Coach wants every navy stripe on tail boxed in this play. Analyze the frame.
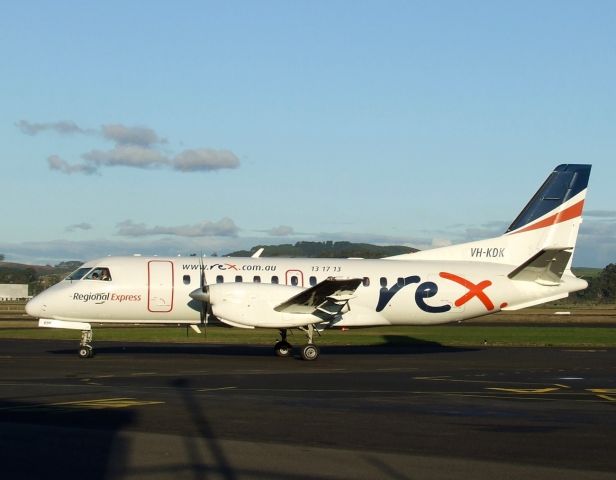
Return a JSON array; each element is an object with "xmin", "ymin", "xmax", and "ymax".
[{"xmin": 506, "ymin": 164, "xmax": 591, "ymax": 233}]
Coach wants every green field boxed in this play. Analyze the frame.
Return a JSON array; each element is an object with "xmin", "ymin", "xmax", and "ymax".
[
  {"xmin": 0, "ymin": 320, "xmax": 615, "ymax": 348},
  {"xmin": 2, "ymin": 301, "xmax": 615, "ymax": 348}
]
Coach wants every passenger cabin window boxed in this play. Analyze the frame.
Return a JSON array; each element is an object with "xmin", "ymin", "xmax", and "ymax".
[
  {"xmin": 363, "ymin": 277, "xmax": 370, "ymax": 287},
  {"xmin": 290, "ymin": 276, "xmax": 298, "ymax": 286},
  {"xmin": 380, "ymin": 277, "xmax": 387, "ymax": 288},
  {"xmin": 235, "ymin": 275, "xmax": 243, "ymax": 283},
  {"xmin": 309, "ymin": 276, "xmax": 317, "ymax": 286},
  {"xmin": 397, "ymin": 277, "xmax": 405, "ymax": 287},
  {"xmin": 253, "ymin": 276, "xmax": 261, "ymax": 283},
  {"xmin": 216, "ymin": 275, "xmax": 224, "ymax": 284},
  {"xmin": 85, "ymin": 267, "xmax": 112, "ymax": 281},
  {"xmin": 271, "ymin": 276, "xmax": 279, "ymax": 284},
  {"xmin": 183, "ymin": 275, "xmax": 191, "ymax": 285},
  {"xmin": 65, "ymin": 267, "xmax": 91, "ymax": 281}
]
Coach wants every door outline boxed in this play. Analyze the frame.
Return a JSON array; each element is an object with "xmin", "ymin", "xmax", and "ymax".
[{"xmin": 148, "ymin": 260, "xmax": 174, "ymax": 312}]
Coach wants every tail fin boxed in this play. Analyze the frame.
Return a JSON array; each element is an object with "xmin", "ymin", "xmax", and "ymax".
[
  {"xmin": 505, "ymin": 164, "xmax": 590, "ymax": 238},
  {"xmin": 387, "ymin": 164, "xmax": 592, "ymax": 267}
]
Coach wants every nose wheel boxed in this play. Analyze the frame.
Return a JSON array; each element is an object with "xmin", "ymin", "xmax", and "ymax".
[{"xmin": 78, "ymin": 330, "xmax": 95, "ymax": 358}]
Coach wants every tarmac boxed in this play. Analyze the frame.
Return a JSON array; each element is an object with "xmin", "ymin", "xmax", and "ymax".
[{"xmin": 1, "ymin": 339, "xmax": 615, "ymax": 479}]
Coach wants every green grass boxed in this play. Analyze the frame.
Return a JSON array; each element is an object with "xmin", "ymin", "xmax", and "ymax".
[{"xmin": 1, "ymin": 323, "xmax": 615, "ymax": 348}]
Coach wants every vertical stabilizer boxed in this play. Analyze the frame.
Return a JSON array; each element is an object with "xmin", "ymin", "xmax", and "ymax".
[{"xmin": 386, "ymin": 164, "xmax": 591, "ymax": 267}]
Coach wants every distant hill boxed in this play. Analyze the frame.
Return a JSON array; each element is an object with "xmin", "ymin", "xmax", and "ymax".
[
  {"xmin": 226, "ymin": 241, "xmax": 419, "ymax": 259},
  {"xmin": 0, "ymin": 260, "xmax": 82, "ymax": 275},
  {"xmin": 0, "ymin": 260, "xmax": 83, "ymax": 296},
  {"xmin": 571, "ymin": 267, "xmax": 602, "ymax": 279}
]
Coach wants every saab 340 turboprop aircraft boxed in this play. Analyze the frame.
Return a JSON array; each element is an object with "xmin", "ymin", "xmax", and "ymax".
[{"xmin": 26, "ymin": 164, "xmax": 591, "ymax": 360}]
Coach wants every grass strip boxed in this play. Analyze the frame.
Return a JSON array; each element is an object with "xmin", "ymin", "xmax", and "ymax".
[{"xmin": 0, "ymin": 324, "xmax": 614, "ymax": 348}]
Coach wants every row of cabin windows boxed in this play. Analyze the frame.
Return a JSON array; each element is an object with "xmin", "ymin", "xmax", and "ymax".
[{"xmin": 182, "ymin": 275, "xmax": 405, "ymax": 288}]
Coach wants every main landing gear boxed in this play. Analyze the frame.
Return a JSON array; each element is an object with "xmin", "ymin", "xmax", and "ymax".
[
  {"xmin": 78, "ymin": 329, "xmax": 94, "ymax": 359},
  {"xmin": 273, "ymin": 326, "xmax": 321, "ymax": 361},
  {"xmin": 274, "ymin": 329, "xmax": 292, "ymax": 357}
]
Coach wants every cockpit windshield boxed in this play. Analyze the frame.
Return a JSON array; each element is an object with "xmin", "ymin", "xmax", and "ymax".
[
  {"xmin": 85, "ymin": 267, "xmax": 112, "ymax": 281},
  {"xmin": 65, "ymin": 267, "xmax": 91, "ymax": 281},
  {"xmin": 65, "ymin": 266, "xmax": 113, "ymax": 281}
]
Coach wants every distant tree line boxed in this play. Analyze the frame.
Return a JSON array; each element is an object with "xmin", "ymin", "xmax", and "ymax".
[
  {"xmin": 0, "ymin": 266, "xmax": 38, "ymax": 284},
  {"xmin": 569, "ymin": 263, "xmax": 616, "ymax": 304},
  {"xmin": 227, "ymin": 241, "xmax": 417, "ymax": 259},
  {"xmin": 0, "ymin": 261, "xmax": 82, "ymax": 296}
]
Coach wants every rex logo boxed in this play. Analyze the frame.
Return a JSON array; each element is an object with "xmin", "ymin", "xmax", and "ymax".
[{"xmin": 376, "ymin": 272, "xmax": 495, "ymax": 313}]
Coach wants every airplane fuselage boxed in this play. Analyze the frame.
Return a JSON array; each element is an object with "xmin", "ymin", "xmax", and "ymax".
[{"xmin": 28, "ymin": 255, "xmax": 583, "ymax": 328}]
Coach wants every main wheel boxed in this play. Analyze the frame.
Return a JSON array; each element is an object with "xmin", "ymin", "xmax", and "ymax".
[
  {"xmin": 78, "ymin": 345, "xmax": 93, "ymax": 359},
  {"xmin": 274, "ymin": 341, "xmax": 292, "ymax": 357},
  {"xmin": 301, "ymin": 343, "xmax": 320, "ymax": 361}
]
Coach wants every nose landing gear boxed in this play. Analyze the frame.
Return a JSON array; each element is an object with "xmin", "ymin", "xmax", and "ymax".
[{"xmin": 78, "ymin": 330, "xmax": 94, "ymax": 358}]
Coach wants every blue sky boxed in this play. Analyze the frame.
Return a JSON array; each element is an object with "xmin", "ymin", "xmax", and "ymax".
[{"xmin": 1, "ymin": 1, "xmax": 614, "ymax": 266}]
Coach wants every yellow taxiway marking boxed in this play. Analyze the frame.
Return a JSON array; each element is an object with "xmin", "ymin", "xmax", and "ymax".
[
  {"xmin": 486, "ymin": 387, "xmax": 561, "ymax": 394},
  {"xmin": 198, "ymin": 386, "xmax": 238, "ymax": 392},
  {"xmin": 587, "ymin": 389, "xmax": 616, "ymax": 401},
  {"xmin": 49, "ymin": 397, "xmax": 164, "ymax": 409},
  {"xmin": 0, "ymin": 397, "xmax": 164, "ymax": 411}
]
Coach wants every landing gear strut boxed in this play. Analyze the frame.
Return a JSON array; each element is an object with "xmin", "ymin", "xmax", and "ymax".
[
  {"xmin": 273, "ymin": 326, "xmax": 321, "ymax": 360},
  {"xmin": 78, "ymin": 329, "xmax": 94, "ymax": 359},
  {"xmin": 274, "ymin": 329, "xmax": 292, "ymax": 357},
  {"xmin": 299, "ymin": 324, "xmax": 320, "ymax": 361}
]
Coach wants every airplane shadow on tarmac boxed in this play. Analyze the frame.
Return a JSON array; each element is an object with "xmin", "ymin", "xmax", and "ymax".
[
  {"xmin": 0, "ymin": 378, "xmax": 419, "ymax": 480},
  {"xmin": 0, "ymin": 382, "xmax": 275, "ymax": 479},
  {"xmin": 47, "ymin": 335, "xmax": 474, "ymax": 358}
]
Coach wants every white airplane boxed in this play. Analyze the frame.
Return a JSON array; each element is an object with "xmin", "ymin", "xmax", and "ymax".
[{"xmin": 26, "ymin": 164, "xmax": 591, "ymax": 360}]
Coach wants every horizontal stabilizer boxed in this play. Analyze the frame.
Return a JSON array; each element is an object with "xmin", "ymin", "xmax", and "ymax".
[
  {"xmin": 507, "ymin": 248, "xmax": 572, "ymax": 286},
  {"xmin": 274, "ymin": 277, "xmax": 363, "ymax": 315}
]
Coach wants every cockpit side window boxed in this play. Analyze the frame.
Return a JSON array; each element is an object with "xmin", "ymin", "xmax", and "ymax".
[
  {"xmin": 85, "ymin": 267, "xmax": 112, "ymax": 281},
  {"xmin": 65, "ymin": 267, "xmax": 90, "ymax": 281}
]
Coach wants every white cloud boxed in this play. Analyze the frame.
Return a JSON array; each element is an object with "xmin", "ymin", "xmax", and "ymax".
[
  {"xmin": 267, "ymin": 225, "xmax": 295, "ymax": 236},
  {"xmin": 173, "ymin": 149, "xmax": 240, "ymax": 172},
  {"xmin": 47, "ymin": 155, "xmax": 97, "ymax": 175},
  {"xmin": 65, "ymin": 223, "xmax": 93, "ymax": 232},
  {"xmin": 19, "ymin": 119, "xmax": 241, "ymax": 175},
  {"xmin": 101, "ymin": 124, "xmax": 164, "ymax": 146},
  {"xmin": 116, "ymin": 218, "xmax": 239, "ymax": 238},
  {"xmin": 83, "ymin": 145, "xmax": 168, "ymax": 169},
  {"xmin": 586, "ymin": 210, "xmax": 616, "ymax": 219},
  {"xmin": 16, "ymin": 120, "xmax": 91, "ymax": 136}
]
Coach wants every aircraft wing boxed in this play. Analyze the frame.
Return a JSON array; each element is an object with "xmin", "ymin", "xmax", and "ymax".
[{"xmin": 274, "ymin": 277, "xmax": 363, "ymax": 316}]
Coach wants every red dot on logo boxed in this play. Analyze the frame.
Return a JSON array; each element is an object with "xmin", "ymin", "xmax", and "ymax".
[{"xmin": 500, "ymin": 302, "xmax": 508, "ymax": 308}]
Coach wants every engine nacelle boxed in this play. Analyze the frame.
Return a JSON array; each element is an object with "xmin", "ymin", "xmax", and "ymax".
[{"xmin": 208, "ymin": 283, "xmax": 324, "ymax": 328}]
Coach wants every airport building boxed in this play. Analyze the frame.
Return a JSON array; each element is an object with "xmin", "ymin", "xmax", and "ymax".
[{"xmin": 0, "ymin": 284, "xmax": 29, "ymax": 300}]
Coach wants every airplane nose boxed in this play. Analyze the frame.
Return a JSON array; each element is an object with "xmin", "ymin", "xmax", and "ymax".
[{"xmin": 25, "ymin": 295, "xmax": 46, "ymax": 318}]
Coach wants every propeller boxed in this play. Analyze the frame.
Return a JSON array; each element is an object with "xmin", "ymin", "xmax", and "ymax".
[{"xmin": 189, "ymin": 254, "xmax": 212, "ymax": 336}]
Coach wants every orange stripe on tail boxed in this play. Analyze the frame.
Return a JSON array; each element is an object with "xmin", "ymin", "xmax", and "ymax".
[{"xmin": 510, "ymin": 199, "xmax": 584, "ymax": 235}]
